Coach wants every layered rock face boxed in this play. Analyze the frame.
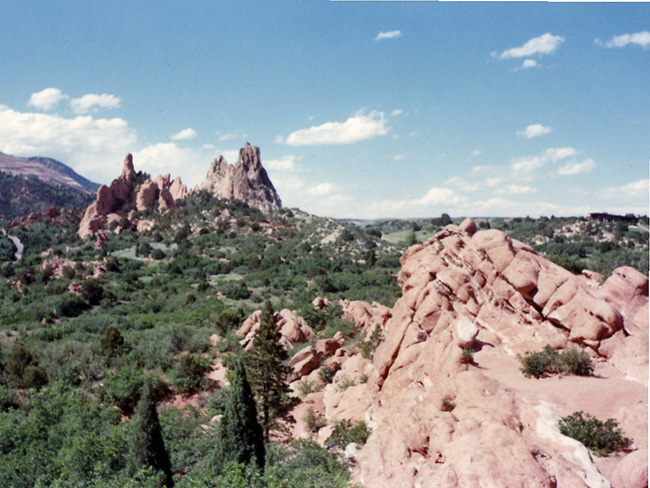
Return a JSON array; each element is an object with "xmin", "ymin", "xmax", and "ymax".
[
  {"xmin": 295, "ymin": 220, "xmax": 647, "ymax": 488},
  {"xmin": 199, "ymin": 143, "xmax": 282, "ymax": 213},
  {"xmin": 78, "ymin": 154, "xmax": 188, "ymax": 239}
]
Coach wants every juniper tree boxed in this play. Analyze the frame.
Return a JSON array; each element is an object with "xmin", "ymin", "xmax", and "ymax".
[
  {"xmin": 128, "ymin": 379, "xmax": 174, "ymax": 487},
  {"xmin": 246, "ymin": 300, "xmax": 297, "ymax": 441},
  {"xmin": 214, "ymin": 356, "xmax": 265, "ymax": 470}
]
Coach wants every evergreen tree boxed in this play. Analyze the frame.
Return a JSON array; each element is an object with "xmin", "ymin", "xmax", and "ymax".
[
  {"xmin": 246, "ymin": 301, "xmax": 297, "ymax": 441},
  {"xmin": 128, "ymin": 379, "xmax": 174, "ymax": 487},
  {"xmin": 214, "ymin": 356, "xmax": 265, "ymax": 470}
]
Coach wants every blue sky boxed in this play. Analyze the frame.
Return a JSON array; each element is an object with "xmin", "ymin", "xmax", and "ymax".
[{"xmin": 0, "ymin": 1, "xmax": 648, "ymax": 218}]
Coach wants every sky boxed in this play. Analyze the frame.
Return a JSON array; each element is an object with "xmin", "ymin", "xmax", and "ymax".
[{"xmin": 0, "ymin": 1, "xmax": 648, "ymax": 219}]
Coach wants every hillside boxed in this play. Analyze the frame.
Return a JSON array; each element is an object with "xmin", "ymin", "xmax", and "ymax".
[
  {"xmin": 0, "ymin": 179, "xmax": 647, "ymax": 487},
  {"xmin": 0, "ymin": 152, "xmax": 99, "ymax": 220}
]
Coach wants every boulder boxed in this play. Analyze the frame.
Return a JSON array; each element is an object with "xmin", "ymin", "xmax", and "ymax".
[
  {"xmin": 288, "ymin": 346, "xmax": 321, "ymax": 378},
  {"xmin": 452, "ymin": 317, "xmax": 479, "ymax": 349}
]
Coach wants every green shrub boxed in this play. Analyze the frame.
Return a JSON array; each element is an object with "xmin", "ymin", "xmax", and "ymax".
[
  {"xmin": 326, "ymin": 419, "xmax": 371, "ymax": 449},
  {"xmin": 318, "ymin": 365, "xmax": 335, "ymax": 384},
  {"xmin": 559, "ymin": 411, "xmax": 630, "ymax": 455},
  {"xmin": 361, "ymin": 326, "xmax": 383, "ymax": 359},
  {"xmin": 101, "ymin": 325, "xmax": 126, "ymax": 354},
  {"xmin": 305, "ymin": 407, "xmax": 327, "ymax": 433},
  {"xmin": 519, "ymin": 345, "xmax": 593, "ymax": 378},
  {"xmin": 441, "ymin": 397, "xmax": 456, "ymax": 412},
  {"xmin": 296, "ymin": 378, "xmax": 322, "ymax": 397},
  {"xmin": 170, "ymin": 353, "xmax": 211, "ymax": 393}
]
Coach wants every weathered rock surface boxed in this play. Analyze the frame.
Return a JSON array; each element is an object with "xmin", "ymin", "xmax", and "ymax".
[
  {"xmin": 78, "ymin": 154, "xmax": 187, "ymax": 239},
  {"xmin": 237, "ymin": 308, "xmax": 314, "ymax": 350},
  {"xmin": 199, "ymin": 142, "xmax": 281, "ymax": 213},
  {"xmin": 291, "ymin": 220, "xmax": 648, "ymax": 488}
]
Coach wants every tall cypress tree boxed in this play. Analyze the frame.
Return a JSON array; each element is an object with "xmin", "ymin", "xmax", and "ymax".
[
  {"xmin": 128, "ymin": 379, "xmax": 174, "ymax": 487},
  {"xmin": 214, "ymin": 357, "xmax": 265, "ymax": 470},
  {"xmin": 246, "ymin": 301, "xmax": 297, "ymax": 441}
]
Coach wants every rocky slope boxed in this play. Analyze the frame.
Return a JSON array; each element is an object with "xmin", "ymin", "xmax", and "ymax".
[
  {"xmin": 0, "ymin": 152, "xmax": 100, "ymax": 193},
  {"xmin": 199, "ymin": 143, "xmax": 282, "ymax": 213},
  {"xmin": 78, "ymin": 154, "xmax": 188, "ymax": 240},
  {"xmin": 278, "ymin": 219, "xmax": 647, "ymax": 488},
  {"xmin": 0, "ymin": 153, "xmax": 99, "ymax": 219}
]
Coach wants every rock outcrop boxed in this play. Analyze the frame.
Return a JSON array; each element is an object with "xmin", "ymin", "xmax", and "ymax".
[
  {"xmin": 237, "ymin": 308, "xmax": 314, "ymax": 351},
  {"xmin": 78, "ymin": 154, "xmax": 188, "ymax": 239},
  {"xmin": 290, "ymin": 219, "xmax": 647, "ymax": 488},
  {"xmin": 199, "ymin": 143, "xmax": 282, "ymax": 213}
]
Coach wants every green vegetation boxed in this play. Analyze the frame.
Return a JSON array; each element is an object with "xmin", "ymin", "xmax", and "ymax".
[
  {"xmin": 518, "ymin": 345, "xmax": 594, "ymax": 378},
  {"xmin": 559, "ymin": 411, "xmax": 630, "ymax": 456},
  {"xmin": 0, "ymin": 171, "xmax": 95, "ymax": 219},
  {"xmin": 1, "ymin": 188, "xmax": 646, "ymax": 485},
  {"xmin": 490, "ymin": 216, "xmax": 648, "ymax": 278},
  {"xmin": 0, "ymin": 192, "xmax": 397, "ymax": 485},
  {"xmin": 214, "ymin": 357, "xmax": 265, "ymax": 472},
  {"xmin": 128, "ymin": 379, "xmax": 174, "ymax": 487}
]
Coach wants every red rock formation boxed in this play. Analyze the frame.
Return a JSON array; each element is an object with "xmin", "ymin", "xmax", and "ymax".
[
  {"xmin": 78, "ymin": 154, "xmax": 187, "ymax": 239},
  {"xmin": 237, "ymin": 308, "xmax": 314, "ymax": 351},
  {"xmin": 293, "ymin": 219, "xmax": 647, "ymax": 488},
  {"xmin": 200, "ymin": 143, "xmax": 282, "ymax": 213}
]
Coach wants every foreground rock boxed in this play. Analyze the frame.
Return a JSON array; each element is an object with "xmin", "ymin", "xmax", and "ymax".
[{"xmin": 296, "ymin": 220, "xmax": 647, "ymax": 488}]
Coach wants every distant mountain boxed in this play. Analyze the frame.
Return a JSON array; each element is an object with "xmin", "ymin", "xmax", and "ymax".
[
  {"xmin": 0, "ymin": 152, "xmax": 99, "ymax": 220},
  {"xmin": 0, "ymin": 152, "xmax": 100, "ymax": 193}
]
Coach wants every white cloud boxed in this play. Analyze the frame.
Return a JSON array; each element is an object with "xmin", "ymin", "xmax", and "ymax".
[
  {"xmin": 470, "ymin": 150, "xmax": 481, "ymax": 157},
  {"xmin": 28, "ymin": 88, "xmax": 68, "ymax": 111},
  {"xmin": 283, "ymin": 110, "xmax": 389, "ymax": 146},
  {"xmin": 0, "ymin": 104, "xmax": 136, "ymax": 183},
  {"xmin": 265, "ymin": 155, "xmax": 299, "ymax": 172},
  {"xmin": 495, "ymin": 184, "xmax": 537, "ymax": 195},
  {"xmin": 132, "ymin": 142, "xmax": 216, "ymax": 187},
  {"xmin": 557, "ymin": 158, "xmax": 595, "ymax": 176},
  {"xmin": 445, "ymin": 176, "xmax": 480, "ymax": 193},
  {"xmin": 70, "ymin": 93, "xmax": 121, "ymax": 114},
  {"xmin": 307, "ymin": 183, "xmax": 335, "ymax": 197},
  {"xmin": 511, "ymin": 147, "xmax": 576, "ymax": 173},
  {"xmin": 601, "ymin": 179, "xmax": 649, "ymax": 200},
  {"xmin": 600, "ymin": 31, "xmax": 650, "ymax": 49},
  {"xmin": 498, "ymin": 33, "xmax": 564, "ymax": 59},
  {"xmin": 511, "ymin": 155, "xmax": 545, "ymax": 172},
  {"xmin": 374, "ymin": 30, "xmax": 402, "ymax": 41},
  {"xmin": 545, "ymin": 147, "xmax": 576, "ymax": 161},
  {"xmin": 517, "ymin": 124, "xmax": 552, "ymax": 139},
  {"xmin": 393, "ymin": 154, "xmax": 406, "ymax": 161},
  {"xmin": 218, "ymin": 132, "xmax": 248, "ymax": 142},
  {"xmin": 170, "ymin": 128, "xmax": 197, "ymax": 141},
  {"xmin": 390, "ymin": 109, "xmax": 403, "ymax": 117},
  {"xmin": 521, "ymin": 59, "xmax": 538, "ymax": 69}
]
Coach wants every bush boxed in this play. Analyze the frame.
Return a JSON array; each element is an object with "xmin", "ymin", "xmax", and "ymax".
[
  {"xmin": 318, "ymin": 365, "xmax": 335, "ymax": 384},
  {"xmin": 58, "ymin": 293, "xmax": 89, "ymax": 317},
  {"xmin": 305, "ymin": 407, "xmax": 327, "ymax": 433},
  {"xmin": 519, "ymin": 345, "xmax": 593, "ymax": 378},
  {"xmin": 101, "ymin": 325, "xmax": 126, "ymax": 355},
  {"xmin": 326, "ymin": 419, "xmax": 371, "ymax": 449},
  {"xmin": 170, "ymin": 353, "xmax": 211, "ymax": 393},
  {"xmin": 559, "ymin": 411, "xmax": 630, "ymax": 455},
  {"xmin": 441, "ymin": 397, "xmax": 456, "ymax": 412}
]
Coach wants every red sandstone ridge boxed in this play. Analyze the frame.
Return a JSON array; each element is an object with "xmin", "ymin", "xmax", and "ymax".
[
  {"xmin": 286, "ymin": 219, "xmax": 647, "ymax": 488},
  {"xmin": 199, "ymin": 142, "xmax": 282, "ymax": 213},
  {"xmin": 78, "ymin": 154, "xmax": 188, "ymax": 239}
]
